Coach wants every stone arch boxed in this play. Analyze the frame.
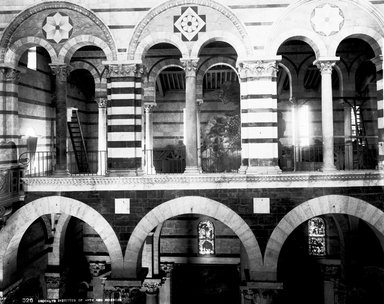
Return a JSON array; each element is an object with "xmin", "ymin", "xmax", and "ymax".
[
  {"xmin": 49, "ymin": 214, "xmax": 71, "ymax": 266},
  {"xmin": 144, "ymin": 58, "xmax": 184, "ymax": 102},
  {"xmin": 264, "ymin": 195, "xmax": 384, "ymax": 280},
  {"xmin": 0, "ymin": 1, "xmax": 117, "ymax": 62},
  {"xmin": 196, "ymin": 56, "xmax": 237, "ymax": 99},
  {"xmin": 190, "ymin": 31, "xmax": 251, "ymax": 59},
  {"xmin": 58, "ymin": 35, "xmax": 113, "ymax": 64},
  {"xmin": 267, "ymin": 29, "xmax": 327, "ymax": 59},
  {"xmin": 4, "ymin": 37, "xmax": 57, "ymax": 66},
  {"xmin": 0, "ymin": 196, "xmax": 123, "ymax": 288},
  {"xmin": 134, "ymin": 33, "xmax": 189, "ymax": 62},
  {"xmin": 124, "ymin": 196, "xmax": 263, "ymax": 280},
  {"xmin": 128, "ymin": 0, "xmax": 250, "ymax": 60},
  {"xmin": 329, "ymin": 29, "xmax": 383, "ymax": 58}
]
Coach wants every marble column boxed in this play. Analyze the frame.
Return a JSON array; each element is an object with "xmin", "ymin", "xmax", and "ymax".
[
  {"xmin": 144, "ymin": 103, "xmax": 156, "ymax": 174},
  {"xmin": 196, "ymin": 99, "xmax": 203, "ymax": 170},
  {"xmin": 143, "ymin": 279, "xmax": 161, "ymax": 304},
  {"xmin": 371, "ymin": 55, "xmax": 384, "ymax": 169},
  {"xmin": 96, "ymin": 98, "xmax": 107, "ymax": 175},
  {"xmin": 50, "ymin": 64, "xmax": 71, "ymax": 176},
  {"xmin": 0, "ymin": 66, "xmax": 21, "ymax": 167},
  {"xmin": 314, "ymin": 58, "xmax": 339, "ymax": 172},
  {"xmin": 181, "ymin": 58, "xmax": 200, "ymax": 174}
]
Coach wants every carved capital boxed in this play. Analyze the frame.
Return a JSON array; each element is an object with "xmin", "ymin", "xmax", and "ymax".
[
  {"xmin": 237, "ymin": 60, "xmax": 278, "ymax": 79},
  {"xmin": 45, "ymin": 274, "xmax": 61, "ymax": 289},
  {"xmin": 50, "ymin": 64, "xmax": 71, "ymax": 82},
  {"xmin": 196, "ymin": 99, "xmax": 204, "ymax": 107},
  {"xmin": 144, "ymin": 103, "xmax": 156, "ymax": 113},
  {"xmin": 181, "ymin": 58, "xmax": 199, "ymax": 77},
  {"xmin": 107, "ymin": 64, "xmax": 143, "ymax": 78},
  {"xmin": 142, "ymin": 279, "xmax": 161, "ymax": 294},
  {"xmin": 96, "ymin": 98, "xmax": 108, "ymax": 108},
  {"xmin": 89, "ymin": 261, "xmax": 106, "ymax": 277},
  {"xmin": 0, "ymin": 67, "xmax": 21, "ymax": 82},
  {"xmin": 241, "ymin": 282, "xmax": 283, "ymax": 304},
  {"xmin": 160, "ymin": 262, "xmax": 174, "ymax": 278},
  {"xmin": 314, "ymin": 59, "xmax": 338, "ymax": 75}
]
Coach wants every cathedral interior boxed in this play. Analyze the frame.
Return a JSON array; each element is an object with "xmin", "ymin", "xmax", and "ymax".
[{"xmin": 1, "ymin": 0, "xmax": 384, "ymax": 303}]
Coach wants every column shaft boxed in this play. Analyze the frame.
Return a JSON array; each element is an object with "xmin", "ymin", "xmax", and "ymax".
[
  {"xmin": 372, "ymin": 56, "xmax": 384, "ymax": 169},
  {"xmin": 50, "ymin": 64, "xmax": 70, "ymax": 175},
  {"xmin": 144, "ymin": 103, "xmax": 156, "ymax": 174},
  {"xmin": 315, "ymin": 59, "xmax": 338, "ymax": 171},
  {"xmin": 182, "ymin": 58, "xmax": 200, "ymax": 174},
  {"xmin": 97, "ymin": 98, "xmax": 107, "ymax": 175}
]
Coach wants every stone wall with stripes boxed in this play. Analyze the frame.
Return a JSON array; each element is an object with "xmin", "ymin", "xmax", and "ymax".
[{"xmin": 107, "ymin": 63, "xmax": 143, "ymax": 174}]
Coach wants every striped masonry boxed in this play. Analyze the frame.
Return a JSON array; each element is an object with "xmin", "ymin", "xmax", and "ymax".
[
  {"xmin": 107, "ymin": 64, "xmax": 143, "ymax": 172},
  {"xmin": 374, "ymin": 58, "xmax": 384, "ymax": 164},
  {"xmin": 238, "ymin": 60, "xmax": 280, "ymax": 170},
  {"xmin": 0, "ymin": 67, "xmax": 20, "ymax": 166}
]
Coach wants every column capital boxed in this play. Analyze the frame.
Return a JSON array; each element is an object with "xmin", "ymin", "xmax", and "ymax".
[
  {"xmin": 144, "ymin": 102, "xmax": 157, "ymax": 113},
  {"xmin": 45, "ymin": 273, "xmax": 61, "ymax": 289},
  {"xmin": 241, "ymin": 282, "xmax": 283, "ymax": 304},
  {"xmin": 237, "ymin": 59, "xmax": 279, "ymax": 79},
  {"xmin": 96, "ymin": 98, "xmax": 108, "ymax": 108},
  {"xmin": 180, "ymin": 57, "xmax": 199, "ymax": 77},
  {"xmin": 313, "ymin": 57, "xmax": 339, "ymax": 74},
  {"xmin": 160, "ymin": 262, "xmax": 174, "ymax": 278},
  {"xmin": 49, "ymin": 64, "xmax": 71, "ymax": 82},
  {"xmin": 89, "ymin": 261, "xmax": 106, "ymax": 277},
  {"xmin": 104, "ymin": 62, "xmax": 144, "ymax": 78},
  {"xmin": 142, "ymin": 279, "xmax": 162, "ymax": 294},
  {"xmin": 0, "ymin": 67, "xmax": 21, "ymax": 82},
  {"xmin": 196, "ymin": 98, "xmax": 204, "ymax": 107}
]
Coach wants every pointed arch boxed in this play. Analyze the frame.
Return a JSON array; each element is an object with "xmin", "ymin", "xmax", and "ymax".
[
  {"xmin": 264, "ymin": 195, "xmax": 384, "ymax": 280},
  {"xmin": 124, "ymin": 196, "xmax": 262, "ymax": 280},
  {"xmin": 0, "ymin": 196, "xmax": 123, "ymax": 288}
]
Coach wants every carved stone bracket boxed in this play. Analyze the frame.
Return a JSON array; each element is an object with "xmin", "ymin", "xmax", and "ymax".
[
  {"xmin": 237, "ymin": 60, "xmax": 278, "ymax": 79},
  {"xmin": 106, "ymin": 63, "xmax": 144, "ymax": 78},
  {"xmin": 49, "ymin": 64, "xmax": 72, "ymax": 82},
  {"xmin": 180, "ymin": 58, "xmax": 199, "ymax": 77}
]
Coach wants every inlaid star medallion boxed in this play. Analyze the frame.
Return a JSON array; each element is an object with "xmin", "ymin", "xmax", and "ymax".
[
  {"xmin": 174, "ymin": 6, "xmax": 206, "ymax": 41},
  {"xmin": 42, "ymin": 12, "xmax": 73, "ymax": 44},
  {"xmin": 310, "ymin": 3, "xmax": 344, "ymax": 36}
]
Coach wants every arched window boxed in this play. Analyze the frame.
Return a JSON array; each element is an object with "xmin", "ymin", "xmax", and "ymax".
[
  {"xmin": 198, "ymin": 220, "xmax": 215, "ymax": 255},
  {"xmin": 308, "ymin": 217, "xmax": 326, "ymax": 256}
]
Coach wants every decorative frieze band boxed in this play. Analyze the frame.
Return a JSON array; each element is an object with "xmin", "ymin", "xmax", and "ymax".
[
  {"xmin": 106, "ymin": 64, "xmax": 144, "ymax": 78},
  {"xmin": 237, "ymin": 60, "xmax": 278, "ymax": 79}
]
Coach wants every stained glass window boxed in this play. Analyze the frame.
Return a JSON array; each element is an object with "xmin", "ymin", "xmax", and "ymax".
[
  {"xmin": 198, "ymin": 220, "xmax": 215, "ymax": 255},
  {"xmin": 308, "ymin": 217, "xmax": 326, "ymax": 256}
]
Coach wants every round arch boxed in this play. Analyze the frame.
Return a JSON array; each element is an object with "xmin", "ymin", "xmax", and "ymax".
[
  {"xmin": 143, "ymin": 58, "xmax": 184, "ymax": 102},
  {"xmin": 196, "ymin": 56, "xmax": 237, "ymax": 99},
  {"xmin": 58, "ymin": 35, "xmax": 114, "ymax": 64},
  {"xmin": 4, "ymin": 37, "xmax": 57, "ymax": 66},
  {"xmin": 190, "ymin": 31, "xmax": 251, "ymax": 59},
  {"xmin": 134, "ymin": 33, "xmax": 188, "ymax": 62},
  {"xmin": 264, "ymin": 195, "xmax": 384, "ymax": 280},
  {"xmin": 267, "ymin": 29, "xmax": 327, "ymax": 58},
  {"xmin": 70, "ymin": 60, "xmax": 100, "ymax": 82},
  {"xmin": 329, "ymin": 28, "xmax": 383, "ymax": 58},
  {"xmin": 0, "ymin": 196, "xmax": 123, "ymax": 288},
  {"xmin": 0, "ymin": 1, "xmax": 117, "ymax": 62},
  {"xmin": 128, "ymin": 0, "xmax": 250, "ymax": 60},
  {"xmin": 124, "ymin": 196, "xmax": 262, "ymax": 280}
]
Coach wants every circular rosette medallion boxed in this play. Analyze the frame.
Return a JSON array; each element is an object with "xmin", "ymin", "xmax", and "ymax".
[
  {"xmin": 42, "ymin": 12, "xmax": 73, "ymax": 43},
  {"xmin": 310, "ymin": 3, "xmax": 344, "ymax": 36}
]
